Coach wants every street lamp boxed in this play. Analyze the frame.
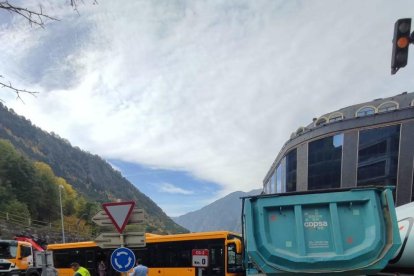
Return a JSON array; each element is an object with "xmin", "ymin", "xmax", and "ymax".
[{"xmin": 59, "ymin": 185, "xmax": 65, "ymax": 243}]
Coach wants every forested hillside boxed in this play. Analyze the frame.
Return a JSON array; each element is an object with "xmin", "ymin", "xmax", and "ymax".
[
  {"xmin": 0, "ymin": 103, "xmax": 187, "ymax": 234},
  {"xmin": 0, "ymin": 139, "xmax": 86, "ymax": 222}
]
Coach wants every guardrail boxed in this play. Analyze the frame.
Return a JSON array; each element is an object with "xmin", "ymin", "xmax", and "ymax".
[{"xmin": 0, "ymin": 210, "xmax": 93, "ymax": 241}]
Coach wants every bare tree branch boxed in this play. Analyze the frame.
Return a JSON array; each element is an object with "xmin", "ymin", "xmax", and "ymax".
[
  {"xmin": 70, "ymin": 0, "xmax": 98, "ymax": 15},
  {"xmin": 0, "ymin": 1, "xmax": 59, "ymax": 28},
  {"xmin": 0, "ymin": 0, "xmax": 98, "ymax": 101},
  {"xmin": 0, "ymin": 76, "xmax": 38, "ymax": 103}
]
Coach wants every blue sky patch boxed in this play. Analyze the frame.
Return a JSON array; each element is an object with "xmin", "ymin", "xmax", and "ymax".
[{"xmin": 108, "ymin": 159, "xmax": 221, "ymax": 217}]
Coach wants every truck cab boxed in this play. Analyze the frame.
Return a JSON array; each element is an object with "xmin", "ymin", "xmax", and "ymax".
[{"xmin": 0, "ymin": 240, "xmax": 34, "ymax": 276}]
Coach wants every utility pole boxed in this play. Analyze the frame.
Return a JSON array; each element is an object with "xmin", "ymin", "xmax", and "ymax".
[{"xmin": 59, "ymin": 185, "xmax": 65, "ymax": 243}]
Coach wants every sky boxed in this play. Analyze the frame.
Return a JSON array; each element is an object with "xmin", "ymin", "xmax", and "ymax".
[{"xmin": 1, "ymin": 0, "xmax": 414, "ymax": 217}]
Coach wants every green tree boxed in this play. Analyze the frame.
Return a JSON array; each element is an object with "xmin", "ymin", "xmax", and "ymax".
[
  {"xmin": 0, "ymin": 140, "xmax": 38, "ymax": 215},
  {"xmin": 5, "ymin": 199, "xmax": 30, "ymax": 218},
  {"xmin": 33, "ymin": 162, "xmax": 60, "ymax": 220},
  {"xmin": 0, "ymin": 178, "xmax": 14, "ymax": 210},
  {"xmin": 0, "ymin": 140, "xmax": 59, "ymax": 221}
]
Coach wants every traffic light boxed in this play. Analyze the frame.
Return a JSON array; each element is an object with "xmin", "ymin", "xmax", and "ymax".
[{"xmin": 391, "ymin": 18, "xmax": 412, "ymax": 74}]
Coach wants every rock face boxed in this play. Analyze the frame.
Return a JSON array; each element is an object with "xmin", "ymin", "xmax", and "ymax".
[{"xmin": 173, "ymin": 189, "xmax": 261, "ymax": 233}]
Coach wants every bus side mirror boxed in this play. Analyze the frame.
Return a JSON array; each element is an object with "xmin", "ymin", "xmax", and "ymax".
[{"xmin": 227, "ymin": 239, "xmax": 242, "ymax": 254}]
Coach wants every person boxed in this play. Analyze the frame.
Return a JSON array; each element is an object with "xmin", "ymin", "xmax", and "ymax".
[
  {"xmin": 70, "ymin": 262, "xmax": 91, "ymax": 276},
  {"xmin": 98, "ymin": 260, "xmax": 106, "ymax": 276},
  {"xmin": 129, "ymin": 259, "xmax": 148, "ymax": 276}
]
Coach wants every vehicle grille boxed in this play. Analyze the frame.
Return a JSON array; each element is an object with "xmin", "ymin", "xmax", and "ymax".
[{"xmin": 0, "ymin": 263, "xmax": 11, "ymax": 270}]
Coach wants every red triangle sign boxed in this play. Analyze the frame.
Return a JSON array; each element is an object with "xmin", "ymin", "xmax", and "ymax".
[{"xmin": 102, "ymin": 201, "xmax": 135, "ymax": 233}]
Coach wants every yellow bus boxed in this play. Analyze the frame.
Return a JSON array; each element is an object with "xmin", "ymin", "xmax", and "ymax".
[{"xmin": 47, "ymin": 231, "xmax": 244, "ymax": 276}]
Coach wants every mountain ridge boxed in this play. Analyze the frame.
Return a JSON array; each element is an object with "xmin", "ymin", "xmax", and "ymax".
[
  {"xmin": 0, "ymin": 103, "xmax": 187, "ymax": 234},
  {"xmin": 173, "ymin": 189, "xmax": 261, "ymax": 233}
]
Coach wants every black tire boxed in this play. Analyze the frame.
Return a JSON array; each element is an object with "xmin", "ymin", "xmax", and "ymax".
[{"xmin": 28, "ymin": 271, "xmax": 40, "ymax": 276}]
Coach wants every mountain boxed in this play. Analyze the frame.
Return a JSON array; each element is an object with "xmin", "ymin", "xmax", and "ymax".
[
  {"xmin": 173, "ymin": 189, "xmax": 261, "ymax": 233},
  {"xmin": 0, "ymin": 103, "xmax": 187, "ymax": 234}
]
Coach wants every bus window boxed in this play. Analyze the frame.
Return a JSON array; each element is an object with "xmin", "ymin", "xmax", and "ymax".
[
  {"xmin": 85, "ymin": 250, "xmax": 95, "ymax": 274},
  {"xmin": 208, "ymin": 246, "xmax": 224, "ymax": 276},
  {"xmin": 54, "ymin": 251, "xmax": 71, "ymax": 268}
]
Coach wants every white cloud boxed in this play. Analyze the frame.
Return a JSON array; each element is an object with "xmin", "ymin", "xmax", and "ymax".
[
  {"xmin": 107, "ymin": 161, "xmax": 122, "ymax": 173},
  {"xmin": 159, "ymin": 182, "xmax": 194, "ymax": 195},
  {"xmin": 2, "ymin": 0, "xmax": 414, "ymax": 198}
]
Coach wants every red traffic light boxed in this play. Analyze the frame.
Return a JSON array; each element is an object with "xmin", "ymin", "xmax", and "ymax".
[
  {"xmin": 391, "ymin": 18, "xmax": 412, "ymax": 74},
  {"xmin": 397, "ymin": 37, "xmax": 409, "ymax": 48}
]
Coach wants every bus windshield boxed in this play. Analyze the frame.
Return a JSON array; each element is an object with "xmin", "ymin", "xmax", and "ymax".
[
  {"xmin": 227, "ymin": 243, "xmax": 243, "ymax": 273},
  {"xmin": 0, "ymin": 243, "xmax": 17, "ymax": 258}
]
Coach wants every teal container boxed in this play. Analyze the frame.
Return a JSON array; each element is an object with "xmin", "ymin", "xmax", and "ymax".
[{"xmin": 242, "ymin": 187, "xmax": 401, "ymax": 275}]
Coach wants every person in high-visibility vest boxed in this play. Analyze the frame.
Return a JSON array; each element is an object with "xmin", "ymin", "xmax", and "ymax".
[{"xmin": 70, "ymin": 262, "xmax": 91, "ymax": 276}]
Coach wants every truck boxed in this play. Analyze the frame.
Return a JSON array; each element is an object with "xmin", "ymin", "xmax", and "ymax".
[
  {"xmin": 242, "ymin": 186, "xmax": 410, "ymax": 275},
  {"xmin": 0, "ymin": 235, "xmax": 53, "ymax": 276},
  {"xmin": 385, "ymin": 201, "xmax": 414, "ymax": 274}
]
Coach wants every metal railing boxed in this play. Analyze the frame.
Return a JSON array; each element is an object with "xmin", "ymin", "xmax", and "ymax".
[{"xmin": 0, "ymin": 210, "xmax": 93, "ymax": 241}]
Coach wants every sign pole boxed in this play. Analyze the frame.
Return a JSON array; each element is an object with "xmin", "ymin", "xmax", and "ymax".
[
  {"xmin": 120, "ymin": 234, "xmax": 126, "ymax": 276},
  {"xmin": 120, "ymin": 233, "xmax": 125, "ymax": 247}
]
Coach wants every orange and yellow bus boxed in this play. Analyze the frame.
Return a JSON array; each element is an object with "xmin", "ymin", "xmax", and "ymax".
[{"xmin": 47, "ymin": 231, "xmax": 244, "ymax": 276}]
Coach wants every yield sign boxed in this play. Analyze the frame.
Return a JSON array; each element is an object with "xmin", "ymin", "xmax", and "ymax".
[{"xmin": 102, "ymin": 201, "xmax": 135, "ymax": 233}]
